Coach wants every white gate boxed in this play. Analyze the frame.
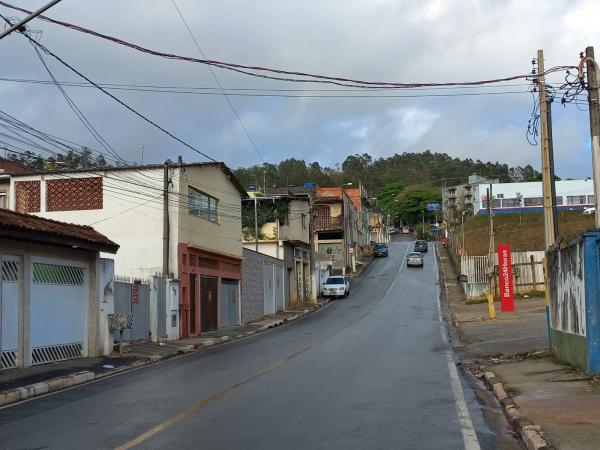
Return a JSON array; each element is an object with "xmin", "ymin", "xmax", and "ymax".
[
  {"xmin": 1, "ymin": 256, "xmax": 20, "ymax": 369},
  {"xmin": 29, "ymin": 258, "xmax": 88, "ymax": 365},
  {"xmin": 263, "ymin": 263, "xmax": 275, "ymax": 315}
]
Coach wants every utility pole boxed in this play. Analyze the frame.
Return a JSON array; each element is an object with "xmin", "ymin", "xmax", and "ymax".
[
  {"xmin": 487, "ymin": 186, "xmax": 495, "ymax": 296},
  {"xmin": 0, "ymin": 0, "xmax": 63, "ymax": 40},
  {"xmin": 254, "ymin": 196, "xmax": 259, "ymax": 252},
  {"xmin": 583, "ymin": 46, "xmax": 600, "ymax": 228},
  {"xmin": 163, "ymin": 160, "xmax": 170, "ymax": 276},
  {"xmin": 537, "ymin": 49, "xmax": 558, "ymax": 248},
  {"xmin": 308, "ymin": 188, "xmax": 316, "ymax": 303}
]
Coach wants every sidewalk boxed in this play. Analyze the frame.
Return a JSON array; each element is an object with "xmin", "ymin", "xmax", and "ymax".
[
  {"xmin": 440, "ymin": 246, "xmax": 600, "ymax": 450},
  {"xmin": 0, "ymin": 302, "xmax": 326, "ymax": 408}
]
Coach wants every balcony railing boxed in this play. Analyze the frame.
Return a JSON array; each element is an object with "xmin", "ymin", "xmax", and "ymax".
[{"xmin": 314, "ymin": 216, "xmax": 343, "ymax": 231}]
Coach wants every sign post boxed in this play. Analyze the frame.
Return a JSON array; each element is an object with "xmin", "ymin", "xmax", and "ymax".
[{"xmin": 497, "ymin": 243, "xmax": 514, "ymax": 312}]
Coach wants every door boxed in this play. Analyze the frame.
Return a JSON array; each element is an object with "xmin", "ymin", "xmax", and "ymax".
[
  {"xmin": 1, "ymin": 256, "xmax": 19, "ymax": 369},
  {"xmin": 275, "ymin": 265, "xmax": 284, "ymax": 312},
  {"xmin": 220, "ymin": 279, "xmax": 240, "ymax": 328},
  {"xmin": 30, "ymin": 258, "xmax": 87, "ymax": 365},
  {"xmin": 113, "ymin": 281, "xmax": 150, "ymax": 342},
  {"xmin": 200, "ymin": 276, "xmax": 218, "ymax": 332},
  {"xmin": 263, "ymin": 263, "xmax": 275, "ymax": 315}
]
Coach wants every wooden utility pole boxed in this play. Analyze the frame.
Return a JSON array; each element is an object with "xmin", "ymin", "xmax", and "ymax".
[
  {"xmin": 584, "ymin": 46, "xmax": 600, "ymax": 228},
  {"xmin": 538, "ymin": 49, "xmax": 558, "ymax": 249},
  {"xmin": 163, "ymin": 160, "xmax": 170, "ymax": 276}
]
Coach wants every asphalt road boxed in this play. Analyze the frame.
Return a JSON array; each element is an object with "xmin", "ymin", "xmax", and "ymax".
[{"xmin": 0, "ymin": 238, "xmax": 518, "ymax": 449}]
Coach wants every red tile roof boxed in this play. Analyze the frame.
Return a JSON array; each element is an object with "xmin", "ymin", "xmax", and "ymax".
[{"xmin": 0, "ymin": 208, "xmax": 119, "ymax": 253}]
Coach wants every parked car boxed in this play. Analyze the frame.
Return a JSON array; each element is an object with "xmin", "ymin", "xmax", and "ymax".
[
  {"xmin": 584, "ymin": 207, "xmax": 596, "ymax": 215},
  {"xmin": 373, "ymin": 243, "xmax": 389, "ymax": 257},
  {"xmin": 321, "ymin": 276, "xmax": 350, "ymax": 298},
  {"xmin": 407, "ymin": 252, "xmax": 424, "ymax": 267},
  {"xmin": 414, "ymin": 240, "xmax": 428, "ymax": 253}
]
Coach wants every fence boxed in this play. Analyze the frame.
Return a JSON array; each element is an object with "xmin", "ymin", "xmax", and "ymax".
[{"xmin": 459, "ymin": 251, "xmax": 545, "ymax": 299}]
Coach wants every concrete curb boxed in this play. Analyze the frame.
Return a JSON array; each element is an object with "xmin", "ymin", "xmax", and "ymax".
[
  {"xmin": 0, "ymin": 302, "xmax": 329, "ymax": 409},
  {"xmin": 481, "ymin": 370, "xmax": 553, "ymax": 450}
]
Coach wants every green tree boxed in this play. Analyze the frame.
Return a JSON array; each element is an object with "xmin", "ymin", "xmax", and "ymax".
[{"xmin": 395, "ymin": 187, "xmax": 442, "ymax": 224}]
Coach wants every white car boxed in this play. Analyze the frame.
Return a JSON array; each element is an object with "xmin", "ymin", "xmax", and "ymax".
[
  {"xmin": 584, "ymin": 207, "xmax": 596, "ymax": 215},
  {"xmin": 321, "ymin": 276, "xmax": 350, "ymax": 298}
]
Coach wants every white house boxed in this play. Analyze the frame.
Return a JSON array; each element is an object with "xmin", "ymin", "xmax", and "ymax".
[
  {"xmin": 471, "ymin": 179, "xmax": 595, "ymax": 215},
  {"xmin": 0, "ymin": 209, "xmax": 118, "ymax": 369},
  {"xmin": 7, "ymin": 161, "xmax": 247, "ymax": 338}
]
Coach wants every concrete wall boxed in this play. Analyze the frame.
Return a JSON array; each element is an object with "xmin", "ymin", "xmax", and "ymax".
[
  {"xmin": 241, "ymin": 248, "xmax": 283, "ymax": 324},
  {"xmin": 548, "ymin": 230, "xmax": 600, "ymax": 374}
]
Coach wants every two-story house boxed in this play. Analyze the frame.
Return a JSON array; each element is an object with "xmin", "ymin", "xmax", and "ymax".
[{"xmin": 7, "ymin": 160, "xmax": 247, "ymax": 338}]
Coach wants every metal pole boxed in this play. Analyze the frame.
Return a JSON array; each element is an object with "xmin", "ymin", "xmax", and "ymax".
[
  {"xmin": 585, "ymin": 47, "xmax": 600, "ymax": 228},
  {"xmin": 254, "ymin": 196, "xmax": 259, "ymax": 252},
  {"xmin": 538, "ymin": 50, "xmax": 557, "ymax": 249},
  {"xmin": 461, "ymin": 212, "xmax": 465, "ymax": 253},
  {"xmin": 0, "ymin": 0, "xmax": 63, "ymax": 40},
  {"xmin": 163, "ymin": 161, "xmax": 170, "ymax": 276}
]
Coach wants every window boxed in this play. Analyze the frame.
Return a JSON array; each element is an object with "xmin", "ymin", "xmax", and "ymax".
[
  {"xmin": 501, "ymin": 198, "xmax": 520, "ymax": 207},
  {"xmin": 556, "ymin": 196, "xmax": 563, "ymax": 205},
  {"xmin": 188, "ymin": 187, "xmax": 218, "ymax": 222},
  {"xmin": 567, "ymin": 195, "xmax": 587, "ymax": 205},
  {"xmin": 524, "ymin": 197, "xmax": 543, "ymax": 206},
  {"xmin": 496, "ymin": 193, "xmax": 504, "ymax": 199},
  {"xmin": 0, "ymin": 192, "xmax": 6, "ymax": 209},
  {"xmin": 301, "ymin": 213, "xmax": 307, "ymax": 229},
  {"xmin": 588, "ymin": 195, "xmax": 595, "ymax": 204}
]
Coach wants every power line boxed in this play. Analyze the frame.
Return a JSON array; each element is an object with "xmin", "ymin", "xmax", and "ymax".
[
  {"xmin": 170, "ymin": 0, "xmax": 265, "ymax": 164},
  {"xmin": 5, "ymin": 22, "xmax": 219, "ymax": 164},
  {"xmin": 0, "ymin": 1, "xmax": 578, "ymax": 89}
]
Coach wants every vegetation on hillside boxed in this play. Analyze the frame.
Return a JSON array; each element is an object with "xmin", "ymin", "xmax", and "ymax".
[{"xmin": 234, "ymin": 151, "xmax": 542, "ymax": 194}]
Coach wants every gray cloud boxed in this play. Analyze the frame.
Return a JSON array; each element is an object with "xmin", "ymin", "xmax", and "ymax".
[{"xmin": 0, "ymin": 0, "xmax": 598, "ymax": 177}]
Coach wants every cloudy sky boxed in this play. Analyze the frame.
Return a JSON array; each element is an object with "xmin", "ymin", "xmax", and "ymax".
[{"xmin": 1, "ymin": 0, "xmax": 598, "ymax": 178}]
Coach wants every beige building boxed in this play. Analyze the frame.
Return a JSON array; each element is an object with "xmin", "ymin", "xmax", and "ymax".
[{"xmin": 7, "ymin": 161, "xmax": 246, "ymax": 337}]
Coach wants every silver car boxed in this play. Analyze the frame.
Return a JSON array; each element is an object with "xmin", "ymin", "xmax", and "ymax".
[
  {"xmin": 321, "ymin": 276, "xmax": 350, "ymax": 297},
  {"xmin": 407, "ymin": 252, "xmax": 424, "ymax": 268}
]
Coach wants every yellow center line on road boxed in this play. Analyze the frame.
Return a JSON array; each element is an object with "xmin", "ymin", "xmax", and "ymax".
[
  {"xmin": 116, "ymin": 241, "xmax": 410, "ymax": 450},
  {"xmin": 114, "ymin": 345, "xmax": 313, "ymax": 450}
]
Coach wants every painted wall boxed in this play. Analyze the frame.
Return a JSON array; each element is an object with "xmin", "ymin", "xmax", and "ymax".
[
  {"xmin": 242, "ymin": 241, "xmax": 280, "ymax": 260},
  {"xmin": 548, "ymin": 231, "xmax": 600, "ymax": 374},
  {"xmin": 177, "ymin": 165, "xmax": 243, "ymax": 260}
]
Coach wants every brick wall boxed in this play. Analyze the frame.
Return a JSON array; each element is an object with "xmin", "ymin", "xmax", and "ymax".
[
  {"xmin": 15, "ymin": 180, "xmax": 40, "ymax": 213},
  {"xmin": 46, "ymin": 177, "xmax": 103, "ymax": 211},
  {"xmin": 241, "ymin": 248, "xmax": 283, "ymax": 324}
]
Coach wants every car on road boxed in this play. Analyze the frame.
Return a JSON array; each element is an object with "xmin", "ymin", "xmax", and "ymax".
[
  {"xmin": 373, "ymin": 243, "xmax": 389, "ymax": 257},
  {"xmin": 414, "ymin": 240, "xmax": 428, "ymax": 253},
  {"xmin": 407, "ymin": 252, "xmax": 424, "ymax": 267},
  {"xmin": 321, "ymin": 276, "xmax": 350, "ymax": 298}
]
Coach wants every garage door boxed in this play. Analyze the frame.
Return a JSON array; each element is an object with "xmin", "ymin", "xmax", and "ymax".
[
  {"xmin": 29, "ymin": 258, "xmax": 88, "ymax": 365},
  {"xmin": 263, "ymin": 263, "xmax": 275, "ymax": 315},
  {"xmin": 221, "ymin": 279, "xmax": 240, "ymax": 328}
]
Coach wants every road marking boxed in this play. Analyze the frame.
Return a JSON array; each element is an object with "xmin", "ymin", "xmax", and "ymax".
[
  {"xmin": 434, "ymin": 245, "xmax": 481, "ymax": 450},
  {"xmin": 114, "ymin": 345, "xmax": 314, "ymax": 450}
]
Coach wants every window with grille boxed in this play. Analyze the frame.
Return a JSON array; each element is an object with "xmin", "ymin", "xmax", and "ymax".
[
  {"xmin": 567, "ymin": 195, "xmax": 587, "ymax": 205},
  {"xmin": 1, "ymin": 260, "xmax": 18, "ymax": 282},
  {"xmin": 33, "ymin": 263, "xmax": 85, "ymax": 285},
  {"xmin": 524, "ymin": 197, "xmax": 543, "ymax": 206},
  {"xmin": 588, "ymin": 195, "xmax": 595, "ymax": 204},
  {"xmin": 188, "ymin": 187, "xmax": 218, "ymax": 222}
]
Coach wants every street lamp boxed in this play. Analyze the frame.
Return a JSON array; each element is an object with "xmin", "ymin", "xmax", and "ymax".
[{"xmin": 339, "ymin": 182, "xmax": 353, "ymax": 188}]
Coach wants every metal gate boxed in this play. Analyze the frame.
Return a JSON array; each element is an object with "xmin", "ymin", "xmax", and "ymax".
[
  {"xmin": 29, "ymin": 258, "xmax": 87, "ymax": 365},
  {"xmin": 221, "ymin": 279, "xmax": 240, "ymax": 327},
  {"xmin": 275, "ymin": 265, "xmax": 284, "ymax": 312},
  {"xmin": 114, "ymin": 281, "xmax": 150, "ymax": 342},
  {"xmin": 263, "ymin": 263, "xmax": 275, "ymax": 315},
  {"xmin": 1, "ymin": 256, "xmax": 19, "ymax": 369},
  {"xmin": 156, "ymin": 278, "xmax": 167, "ymax": 339}
]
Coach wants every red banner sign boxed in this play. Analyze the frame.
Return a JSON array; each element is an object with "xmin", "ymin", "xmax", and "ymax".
[
  {"xmin": 497, "ymin": 243, "xmax": 514, "ymax": 312},
  {"xmin": 133, "ymin": 285, "xmax": 139, "ymax": 304}
]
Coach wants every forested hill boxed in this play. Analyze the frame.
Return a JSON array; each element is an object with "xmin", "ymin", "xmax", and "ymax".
[{"xmin": 233, "ymin": 151, "xmax": 542, "ymax": 193}]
